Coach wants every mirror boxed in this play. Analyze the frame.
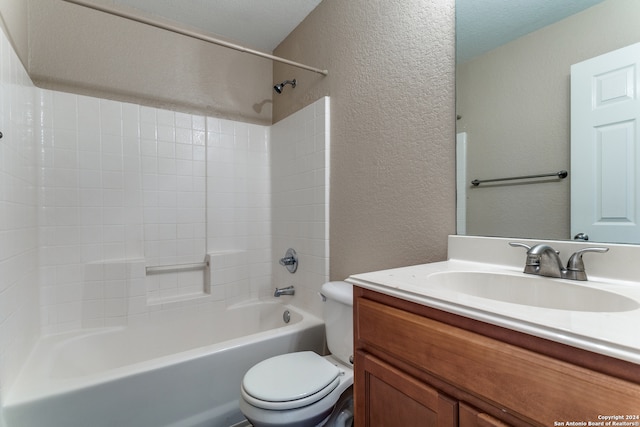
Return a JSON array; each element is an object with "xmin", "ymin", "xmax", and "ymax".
[{"xmin": 456, "ymin": 0, "xmax": 640, "ymax": 243}]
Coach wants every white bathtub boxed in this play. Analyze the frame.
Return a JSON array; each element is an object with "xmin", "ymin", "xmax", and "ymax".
[{"xmin": 3, "ymin": 301, "xmax": 325, "ymax": 427}]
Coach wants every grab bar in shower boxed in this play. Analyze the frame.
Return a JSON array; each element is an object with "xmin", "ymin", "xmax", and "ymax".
[
  {"xmin": 145, "ymin": 261, "xmax": 210, "ymax": 275},
  {"xmin": 471, "ymin": 170, "xmax": 568, "ymax": 187}
]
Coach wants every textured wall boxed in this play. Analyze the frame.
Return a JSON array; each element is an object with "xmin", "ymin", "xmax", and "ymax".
[
  {"xmin": 273, "ymin": 0, "xmax": 457, "ymax": 279},
  {"xmin": 26, "ymin": 0, "xmax": 273, "ymax": 125},
  {"xmin": 457, "ymin": 0, "xmax": 640, "ymax": 240}
]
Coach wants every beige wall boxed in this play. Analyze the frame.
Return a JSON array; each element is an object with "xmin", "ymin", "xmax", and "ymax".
[
  {"xmin": 0, "ymin": 0, "xmax": 28, "ymax": 64},
  {"xmin": 23, "ymin": 0, "xmax": 273, "ymax": 124},
  {"xmin": 274, "ymin": 0, "xmax": 457, "ymax": 279},
  {"xmin": 457, "ymin": 0, "xmax": 640, "ymax": 240}
]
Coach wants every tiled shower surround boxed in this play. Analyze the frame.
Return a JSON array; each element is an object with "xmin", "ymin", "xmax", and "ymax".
[
  {"xmin": 0, "ymin": 25, "xmax": 329, "ymax": 405},
  {"xmin": 38, "ymin": 93, "xmax": 275, "ymax": 330}
]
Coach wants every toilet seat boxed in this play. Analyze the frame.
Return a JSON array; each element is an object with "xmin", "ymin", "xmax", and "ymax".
[{"xmin": 241, "ymin": 351, "xmax": 341, "ymax": 411}]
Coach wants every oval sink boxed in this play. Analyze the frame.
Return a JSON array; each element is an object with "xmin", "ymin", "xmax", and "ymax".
[{"xmin": 428, "ymin": 271, "xmax": 639, "ymax": 312}]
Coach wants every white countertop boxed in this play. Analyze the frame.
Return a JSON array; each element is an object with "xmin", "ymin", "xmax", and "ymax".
[{"xmin": 347, "ymin": 235, "xmax": 640, "ymax": 365}]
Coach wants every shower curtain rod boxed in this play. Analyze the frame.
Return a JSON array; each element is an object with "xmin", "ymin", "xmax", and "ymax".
[{"xmin": 62, "ymin": 0, "xmax": 329, "ymax": 76}]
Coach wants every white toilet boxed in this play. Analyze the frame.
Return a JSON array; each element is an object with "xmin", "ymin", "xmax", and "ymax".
[{"xmin": 239, "ymin": 281, "xmax": 354, "ymax": 427}]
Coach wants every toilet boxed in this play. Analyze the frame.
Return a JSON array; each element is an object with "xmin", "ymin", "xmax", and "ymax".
[{"xmin": 239, "ymin": 281, "xmax": 354, "ymax": 427}]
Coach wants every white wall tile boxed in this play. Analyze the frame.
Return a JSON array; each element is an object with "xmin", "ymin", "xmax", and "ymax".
[
  {"xmin": 99, "ymin": 100, "xmax": 122, "ymax": 134},
  {"xmin": 0, "ymin": 26, "xmax": 40, "ymax": 402},
  {"xmin": 271, "ymin": 97, "xmax": 330, "ymax": 317},
  {"xmin": 52, "ymin": 92, "xmax": 77, "ymax": 131}
]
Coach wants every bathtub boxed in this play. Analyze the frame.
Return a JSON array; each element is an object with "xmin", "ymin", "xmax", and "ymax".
[{"xmin": 3, "ymin": 301, "xmax": 325, "ymax": 427}]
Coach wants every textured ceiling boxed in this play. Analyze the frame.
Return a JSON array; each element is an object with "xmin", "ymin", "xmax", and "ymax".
[
  {"xmin": 456, "ymin": 0, "xmax": 606, "ymax": 63},
  {"xmin": 113, "ymin": 0, "xmax": 323, "ymax": 52}
]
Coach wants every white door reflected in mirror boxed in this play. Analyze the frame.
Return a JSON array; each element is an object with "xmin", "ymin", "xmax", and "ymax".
[{"xmin": 571, "ymin": 42, "xmax": 640, "ymax": 244}]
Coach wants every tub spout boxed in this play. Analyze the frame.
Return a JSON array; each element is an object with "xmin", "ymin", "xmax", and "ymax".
[{"xmin": 274, "ymin": 286, "xmax": 295, "ymax": 297}]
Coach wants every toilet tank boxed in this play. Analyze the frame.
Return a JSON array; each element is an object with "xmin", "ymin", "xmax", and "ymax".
[{"xmin": 321, "ymin": 281, "xmax": 353, "ymax": 366}]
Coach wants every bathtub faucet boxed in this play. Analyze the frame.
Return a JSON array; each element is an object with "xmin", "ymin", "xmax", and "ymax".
[{"xmin": 274, "ymin": 286, "xmax": 295, "ymax": 297}]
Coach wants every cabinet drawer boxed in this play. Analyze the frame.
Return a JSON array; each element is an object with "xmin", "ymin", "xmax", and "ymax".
[{"xmin": 355, "ymin": 297, "xmax": 640, "ymax": 425}]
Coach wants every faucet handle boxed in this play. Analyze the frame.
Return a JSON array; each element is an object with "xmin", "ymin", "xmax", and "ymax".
[
  {"xmin": 279, "ymin": 248, "xmax": 298, "ymax": 273},
  {"xmin": 509, "ymin": 242, "xmax": 532, "ymax": 251},
  {"xmin": 510, "ymin": 242, "xmax": 560, "ymax": 255},
  {"xmin": 566, "ymin": 247, "xmax": 609, "ymax": 280}
]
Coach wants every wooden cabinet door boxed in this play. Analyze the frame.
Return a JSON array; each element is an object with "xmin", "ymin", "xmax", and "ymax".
[
  {"xmin": 459, "ymin": 403, "xmax": 511, "ymax": 427},
  {"xmin": 355, "ymin": 351, "xmax": 457, "ymax": 427}
]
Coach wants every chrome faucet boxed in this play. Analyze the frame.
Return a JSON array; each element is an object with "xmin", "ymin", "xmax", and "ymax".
[
  {"xmin": 274, "ymin": 285, "xmax": 295, "ymax": 297},
  {"xmin": 279, "ymin": 248, "xmax": 298, "ymax": 273},
  {"xmin": 565, "ymin": 247, "xmax": 610, "ymax": 280},
  {"xmin": 509, "ymin": 242, "xmax": 608, "ymax": 281}
]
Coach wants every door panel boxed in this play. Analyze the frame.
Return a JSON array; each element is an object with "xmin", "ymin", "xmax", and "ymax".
[
  {"xmin": 571, "ymin": 42, "xmax": 640, "ymax": 243},
  {"xmin": 355, "ymin": 351, "xmax": 457, "ymax": 427}
]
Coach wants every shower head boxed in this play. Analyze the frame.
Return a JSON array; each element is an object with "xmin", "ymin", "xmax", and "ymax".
[{"xmin": 274, "ymin": 79, "xmax": 297, "ymax": 94}]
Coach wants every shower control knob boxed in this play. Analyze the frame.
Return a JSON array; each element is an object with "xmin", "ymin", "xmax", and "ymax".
[{"xmin": 279, "ymin": 248, "xmax": 298, "ymax": 273}]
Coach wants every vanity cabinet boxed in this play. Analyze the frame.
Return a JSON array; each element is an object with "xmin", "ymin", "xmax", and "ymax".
[
  {"xmin": 356, "ymin": 351, "xmax": 457, "ymax": 426},
  {"xmin": 353, "ymin": 287, "xmax": 640, "ymax": 427}
]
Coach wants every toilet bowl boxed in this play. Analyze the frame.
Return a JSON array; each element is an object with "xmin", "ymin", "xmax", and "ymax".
[
  {"xmin": 239, "ymin": 281, "xmax": 354, "ymax": 427},
  {"xmin": 239, "ymin": 352, "xmax": 353, "ymax": 427}
]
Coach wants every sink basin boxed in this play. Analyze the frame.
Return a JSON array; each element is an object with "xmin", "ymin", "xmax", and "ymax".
[{"xmin": 428, "ymin": 271, "xmax": 639, "ymax": 312}]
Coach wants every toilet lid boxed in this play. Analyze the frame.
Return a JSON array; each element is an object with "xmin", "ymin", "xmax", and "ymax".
[{"xmin": 242, "ymin": 351, "xmax": 341, "ymax": 410}]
